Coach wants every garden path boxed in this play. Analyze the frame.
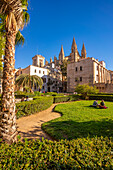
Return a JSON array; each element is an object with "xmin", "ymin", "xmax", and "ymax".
[{"xmin": 17, "ymin": 103, "xmax": 62, "ymax": 141}]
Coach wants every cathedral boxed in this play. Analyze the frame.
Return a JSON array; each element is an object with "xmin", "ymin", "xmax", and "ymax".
[
  {"xmin": 45, "ymin": 37, "xmax": 113, "ymax": 93},
  {"xmin": 15, "ymin": 37, "xmax": 113, "ymax": 93},
  {"xmin": 45, "ymin": 37, "xmax": 87, "ymax": 66}
]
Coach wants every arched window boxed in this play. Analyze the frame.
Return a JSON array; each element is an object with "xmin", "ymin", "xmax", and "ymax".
[{"xmin": 34, "ymin": 69, "xmax": 37, "ymax": 73}]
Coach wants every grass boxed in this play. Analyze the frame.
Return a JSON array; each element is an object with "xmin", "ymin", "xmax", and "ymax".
[{"xmin": 42, "ymin": 100, "xmax": 113, "ymax": 140}]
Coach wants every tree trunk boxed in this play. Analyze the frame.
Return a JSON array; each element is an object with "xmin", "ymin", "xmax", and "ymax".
[{"xmin": 0, "ymin": 31, "xmax": 17, "ymax": 144}]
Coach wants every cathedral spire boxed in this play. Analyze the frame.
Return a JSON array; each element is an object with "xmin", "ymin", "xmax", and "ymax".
[
  {"xmin": 59, "ymin": 45, "xmax": 65, "ymax": 64},
  {"xmin": 71, "ymin": 37, "xmax": 77, "ymax": 53},
  {"xmin": 81, "ymin": 43, "xmax": 87, "ymax": 58},
  {"xmin": 60, "ymin": 45, "xmax": 64, "ymax": 57}
]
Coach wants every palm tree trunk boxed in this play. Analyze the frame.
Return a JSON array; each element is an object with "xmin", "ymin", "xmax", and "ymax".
[{"xmin": 0, "ymin": 31, "xmax": 17, "ymax": 144}]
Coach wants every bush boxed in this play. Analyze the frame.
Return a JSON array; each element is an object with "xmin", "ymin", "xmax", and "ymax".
[
  {"xmin": 89, "ymin": 95, "xmax": 113, "ymax": 101},
  {"xmin": 34, "ymin": 91, "xmax": 42, "ymax": 96},
  {"xmin": 69, "ymin": 94, "xmax": 81, "ymax": 101},
  {"xmin": 16, "ymin": 97, "xmax": 53, "ymax": 119},
  {"xmin": 75, "ymin": 84, "xmax": 99, "ymax": 99},
  {"xmin": 97, "ymin": 92, "xmax": 113, "ymax": 95},
  {"xmin": 53, "ymin": 96, "xmax": 70, "ymax": 103},
  {"xmin": 0, "ymin": 137, "xmax": 113, "ymax": 169},
  {"xmin": 15, "ymin": 91, "xmax": 35, "ymax": 98},
  {"xmin": 53, "ymin": 95, "xmax": 81, "ymax": 103}
]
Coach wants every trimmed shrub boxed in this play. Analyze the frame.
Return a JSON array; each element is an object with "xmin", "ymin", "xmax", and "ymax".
[
  {"xmin": 16, "ymin": 97, "xmax": 53, "ymax": 119},
  {"xmin": 97, "ymin": 92, "xmax": 113, "ymax": 95},
  {"xmin": 34, "ymin": 91, "xmax": 42, "ymax": 96},
  {"xmin": 89, "ymin": 95, "xmax": 113, "ymax": 101},
  {"xmin": 69, "ymin": 94, "xmax": 81, "ymax": 101},
  {"xmin": 15, "ymin": 94, "xmax": 35, "ymax": 99},
  {"xmin": 53, "ymin": 96, "xmax": 70, "ymax": 103},
  {"xmin": 53, "ymin": 95, "xmax": 81, "ymax": 103},
  {"xmin": 15, "ymin": 91, "xmax": 35, "ymax": 98},
  {"xmin": 0, "ymin": 137, "xmax": 113, "ymax": 169}
]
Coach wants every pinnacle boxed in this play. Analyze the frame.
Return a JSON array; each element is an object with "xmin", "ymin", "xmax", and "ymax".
[{"xmin": 71, "ymin": 37, "xmax": 77, "ymax": 51}]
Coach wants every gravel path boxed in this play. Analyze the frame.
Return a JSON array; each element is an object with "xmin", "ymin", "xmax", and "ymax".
[{"xmin": 17, "ymin": 103, "xmax": 61, "ymax": 141}]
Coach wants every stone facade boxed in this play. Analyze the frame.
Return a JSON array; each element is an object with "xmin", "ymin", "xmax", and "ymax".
[
  {"xmin": 66, "ymin": 39, "xmax": 112, "ymax": 93},
  {"xmin": 16, "ymin": 55, "xmax": 62, "ymax": 92},
  {"xmin": 67, "ymin": 57, "xmax": 111, "ymax": 92}
]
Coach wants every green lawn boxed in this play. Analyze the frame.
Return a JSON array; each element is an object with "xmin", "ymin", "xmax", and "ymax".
[{"xmin": 42, "ymin": 100, "xmax": 113, "ymax": 140}]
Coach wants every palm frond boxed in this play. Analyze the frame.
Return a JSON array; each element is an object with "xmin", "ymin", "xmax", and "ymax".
[
  {"xmin": 15, "ymin": 31, "xmax": 24, "ymax": 45},
  {"xmin": 15, "ymin": 74, "xmax": 43, "ymax": 90},
  {"xmin": 0, "ymin": 0, "xmax": 29, "ymax": 32},
  {"xmin": 0, "ymin": 0, "xmax": 24, "ymax": 30}
]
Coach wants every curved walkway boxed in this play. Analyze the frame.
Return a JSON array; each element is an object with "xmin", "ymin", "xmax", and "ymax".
[{"xmin": 17, "ymin": 103, "xmax": 62, "ymax": 141}]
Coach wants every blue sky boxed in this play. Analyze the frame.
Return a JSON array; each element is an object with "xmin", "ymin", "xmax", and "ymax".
[{"xmin": 15, "ymin": 0, "xmax": 113, "ymax": 70}]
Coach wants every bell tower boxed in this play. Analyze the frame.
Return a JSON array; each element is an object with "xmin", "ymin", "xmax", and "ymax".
[
  {"xmin": 59, "ymin": 45, "xmax": 65, "ymax": 64},
  {"xmin": 70, "ymin": 37, "xmax": 79, "ymax": 62}
]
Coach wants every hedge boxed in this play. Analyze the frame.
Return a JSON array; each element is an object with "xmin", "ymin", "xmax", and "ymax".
[
  {"xmin": 16, "ymin": 97, "xmax": 53, "ymax": 119},
  {"xmin": 0, "ymin": 137, "xmax": 113, "ymax": 169},
  {"xmin": 88, "ymin": 95, "xmax": 113, "ymax": 101},
  {"xmin": 53, "ymin": 95, "xmax": 81, "ymax": 103},
  {"xmin": 15, "ymin": 94, "xmax": 35, "ymax": 99}
]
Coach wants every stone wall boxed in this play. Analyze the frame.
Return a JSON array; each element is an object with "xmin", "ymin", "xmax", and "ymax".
[{"xmin": 67, "ymin": 58, "xmax": 93, "ymax": 92}]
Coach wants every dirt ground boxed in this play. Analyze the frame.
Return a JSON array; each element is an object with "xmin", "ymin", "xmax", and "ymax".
[{"xmin": 17, "ymin": 103, "xmax": 61, "ymax": 141}]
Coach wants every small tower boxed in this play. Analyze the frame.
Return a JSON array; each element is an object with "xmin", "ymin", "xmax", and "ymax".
[
  {"xmin": 54, "ymin": 56, "xmax": 57, "ymax": 66},
  {"xmin": 45, "ymin": 59, "xmax": 48, "ymax": 66},
  {"xmin": 81, "ymin": 43, "xmax": 87, "ymax": 58},
  {"xmin": 71, "ymin": 37, "xmax": 77, "ymax": 53},
  {"xmin": 50, "ymin": 57, "xmax": 52, "ymax": 63},
  {"xmin": 59, "ymin": 45, "xmax": 65, "ymax": 64},
  {"xmin": 70, "ymin": 37, "xmax": 79, "ymax": 62},
  {"xmin": 32, "ymin": 55, "xmax": 45, "ymax": 67}
]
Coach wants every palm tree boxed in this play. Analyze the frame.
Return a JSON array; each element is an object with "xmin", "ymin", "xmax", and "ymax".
[
  {"xmin": 15, "ymin": 74, "xmax": 43, "ymax": 92},
  {"xmin": 0, "ymin": 0, "xmax": 29, "ymax": 144}
]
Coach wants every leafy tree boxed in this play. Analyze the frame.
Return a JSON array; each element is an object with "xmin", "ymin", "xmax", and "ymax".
[
  {"xmin": 75, "ymin": 84, "xmax": 99, "ymax": 98},
  {"xmin": 60, "ymin": 59, "xmax": 68, "ymax": 80},
  {"xmin": 15, "ymin": 74, "xmax": 43, "ymax": 92},
  {"xmin": 0, "ymin": 0, "xmax": 29, "ymax": 144},
  {"xmin": 60, "ymin": 59, "xmax": 69, "ymax": 92}
]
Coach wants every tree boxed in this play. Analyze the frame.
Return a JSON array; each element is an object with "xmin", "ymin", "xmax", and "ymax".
[
  {"xmin": 15, "ymin": 74, "xmax": 43, "ymax": 92},
  {"xmin": 0, "ymin": 0, "xmax": 29, "ymax": 144},
  {"xmin": 60, "ymin": 59, "xmax": 68, "ymax": 80},
  {"xmin": 75, "ymin": 84, "xmax": 99, "ymax": 98},
  {"xmin": 60, "ymin": 59, "xmax": 69, "ymax": 92}
]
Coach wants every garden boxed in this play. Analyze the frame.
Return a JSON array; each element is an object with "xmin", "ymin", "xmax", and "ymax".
[
  {"xmin": 0, "ymin": 94, "xmax": 113, "ymax": 169},
  {"xmin": 42, "ymin": 100, "xmax": 113, "ymax": 140}
]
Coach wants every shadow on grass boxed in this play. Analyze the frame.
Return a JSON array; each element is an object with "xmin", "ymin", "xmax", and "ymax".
[{"xmin": 42, "ymin": 118, "xmax": 113, "ymax": 140}]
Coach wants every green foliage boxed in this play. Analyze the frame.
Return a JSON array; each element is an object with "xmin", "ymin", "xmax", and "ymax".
[
  {"xmin": 0, "ymin": 137, "xmax": 113, "ymax": 169},
  {"xmin": 0, "ymin": 0, "xmax": 30, "ymax": 47},
  {"xmin": 16, "ymin": 74, "xmax": 43, "ymax": 91},
  {"xmin": 75, "ymin": 84, "xmax": 99, "ymax": 99},
  {"xmin": 15, "ymin": 91, "xmax": 35, "ymax": 98},
  {"xmin": 60, "ymin": 59, "xmax": 68, "ymax": 77},
  {"xmin": 15, "ymin": 31, "xmax": 25, "ymax": 46},
  {"xmin": 42, "ymin": 101, "xmax": 113, "ymax": 140},
  {"xmin": 53, "ymin": 95, "xmax": 81, "ymax": 103},
  {"xmin": 16, "ymin": 97, "xmax": 53, "ymax": 118},
  {"xmin": 34, "ymin": 91, "xmax": 42, "ymax": 96},
  {"xmin": 53, "ymin": 96, "xmax": 70, "ymax": 103},
  {"xmin": 89, "ymin": 95, "xmax": 113, "ymax": 101}
]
